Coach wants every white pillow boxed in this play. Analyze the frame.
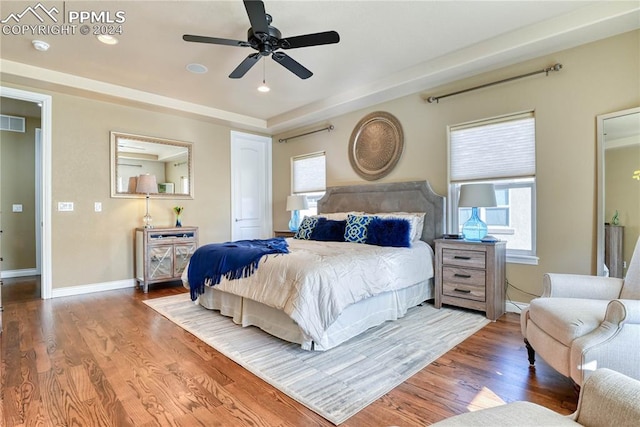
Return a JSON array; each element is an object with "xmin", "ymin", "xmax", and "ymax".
[
  {"xmin": 317, "ymin": 211, "xmax": 364, "ymax": 221},
  {"xmin": 373, "ymin": 212, "xmax": 426, "ymax": 241}
]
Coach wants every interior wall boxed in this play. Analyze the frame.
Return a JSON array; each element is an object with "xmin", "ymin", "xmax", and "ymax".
[
  {"xmin": 0, "ymin": 115, "xmax": 37, "ymax": 271},
  {"xmin": 2, "ymin": 84, "xmax": 237, "ymax": 290},
  {"xmin": 272, "ymin": 30, "xmax": 640, "ymax": 303}
]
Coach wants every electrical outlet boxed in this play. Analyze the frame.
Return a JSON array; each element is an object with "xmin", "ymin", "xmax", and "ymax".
[
  {"xmin": 58, "ymin": 202, "xmax": 74, "ymax": 212},
  {"xmin": 94, "ymin": 202, "xmax": 102, "ymax": 212},
  {"xmin": 12, "ymin": 204, "xmax": 23, "ymax": 212}
]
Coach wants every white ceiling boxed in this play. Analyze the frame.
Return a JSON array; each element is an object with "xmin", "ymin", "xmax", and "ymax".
[{"xmin": 1, "ymin": 1, "xmax": 639, "ymax": 133}]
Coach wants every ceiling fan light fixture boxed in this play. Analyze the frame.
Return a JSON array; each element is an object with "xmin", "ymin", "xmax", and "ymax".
[
  {"xmin": 257, "ymin": 80, "xmax": 270, "ymax": 92},
  {"xmin": 257, "ymin": 57, "xmax": 270, "ymax": 92}
]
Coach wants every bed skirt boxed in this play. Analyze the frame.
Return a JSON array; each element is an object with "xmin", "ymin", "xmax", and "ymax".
[{"xmin": 195, "ymin": 279, "xmax": 434, "ymax": 351}]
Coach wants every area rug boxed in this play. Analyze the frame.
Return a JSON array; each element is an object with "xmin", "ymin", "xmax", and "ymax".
[{"xmin": 144, "ymin": 293, "xmax": 490, "ymax": 425}]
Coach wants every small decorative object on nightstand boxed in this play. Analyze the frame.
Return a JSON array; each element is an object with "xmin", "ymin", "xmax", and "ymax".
[
  {"xmin": 135, "ymin": 226, "xmax": 198, "ymax": 293},
  {"xmin": 434, "ymin": 238, "xmax": 506, "ymax": 320},
  {"xmin": 173, "ymin": 206, "xmax": 184, "ymax": 227}
]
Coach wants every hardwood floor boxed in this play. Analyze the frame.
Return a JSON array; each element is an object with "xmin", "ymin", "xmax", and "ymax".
[{"xmin": 1, "ymin": 282, "xmax": 577, "ymax": 426}]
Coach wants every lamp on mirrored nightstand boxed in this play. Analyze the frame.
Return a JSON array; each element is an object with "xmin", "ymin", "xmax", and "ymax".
[
  {"xmin": 136, "ymin": 174, "xmax": 158, "ymax": 228},
  {"xmin": 286, "ymin": 195, "xmax": 308, "ymax": 232}
]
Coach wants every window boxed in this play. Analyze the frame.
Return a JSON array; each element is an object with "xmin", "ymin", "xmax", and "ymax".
[
  {"xmin": 291, "ymin": 151, "xmax": 326, "ymax": 218},
  {"xmin": 448, "ymin": 112, "xmax": 537, "ymax": 263}
]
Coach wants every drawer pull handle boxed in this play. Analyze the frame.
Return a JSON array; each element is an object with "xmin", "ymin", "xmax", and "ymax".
[
  {"xmin": 454, "ymin": 273, "xmax": 471, "ymax": 278},
  {"xmin": 454, "ymin": 256, "xmax": 471, "ymax": 260},
  {"xmin": 454, "ymin": 288, "xmax": 471, "ymax": 294}
]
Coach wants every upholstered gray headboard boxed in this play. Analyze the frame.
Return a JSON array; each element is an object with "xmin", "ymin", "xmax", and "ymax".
[{"xmin": 317, "ymin": 180, "xmax": 446, "ymax": 246}]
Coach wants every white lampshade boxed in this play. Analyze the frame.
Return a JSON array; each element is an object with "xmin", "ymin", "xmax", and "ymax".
[
  {"xmin": 286, "ymin": 195, "xmax": 309, "ymax": 211},
  {"xmin": 459, "ymin": 183, "xmax": 497, "ymax": 208},
  {"xmin": 135, "ymin": 174, "xmax": 158, "ymax": 195}
]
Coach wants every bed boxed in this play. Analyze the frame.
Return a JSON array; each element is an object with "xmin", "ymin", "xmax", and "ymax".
[{"xmin": 182, "ymin": 180, "xmax": 445, "ymax": 350}]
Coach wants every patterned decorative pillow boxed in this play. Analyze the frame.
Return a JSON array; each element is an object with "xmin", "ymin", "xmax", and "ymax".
[
  {"xmin": 344, "ymin": 214, "xmax": 374, "ymax": 243},
  {"xmin": 294, "ymin": 216, "xmax": 320, "ymax": 240},
  {"xmin": 366, "ymin": 217, "xmax": 411, "ymax": 247}
]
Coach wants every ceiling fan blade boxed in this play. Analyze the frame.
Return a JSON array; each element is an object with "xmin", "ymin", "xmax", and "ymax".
[
  {"xmin": 272, "ymin": 52, "xmax": 312, "ymax": 79},
  {"xmin": 280, "ymin": 31, "xmax": 340, "ymax": 49},
  {"xmin": 243, "ymin": 0, "xmax": 269, "ymax": 35},
  {"xmin": 229, "ymin": 53, "xmax": 262, "ymax": 79},
  {"xmin": 183, "ymin": 34, "xmax": 250, "ymax": 47}
]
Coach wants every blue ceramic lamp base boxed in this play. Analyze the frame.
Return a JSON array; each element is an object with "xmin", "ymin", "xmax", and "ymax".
[
  {"xmin": 288, "ymin": 210, "xmax": 300, "ymax": 232},
  {"xmin": 462, "ymin": 207, "xmax": 488, "ymax": 241}
]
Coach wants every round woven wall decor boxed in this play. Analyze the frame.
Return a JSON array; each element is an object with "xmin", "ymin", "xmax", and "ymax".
[{"xmin": 348, "ymin": 111, "xmax": 404, "ymax": 181}]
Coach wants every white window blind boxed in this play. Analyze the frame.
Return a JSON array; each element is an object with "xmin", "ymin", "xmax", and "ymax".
[
  {"xmin": 450, "ymin": 112, "xmax": 535, "ymax": 182},
  {"xmin": 292, "ymin": 152, "xmax": 326, "ymax": 193}
]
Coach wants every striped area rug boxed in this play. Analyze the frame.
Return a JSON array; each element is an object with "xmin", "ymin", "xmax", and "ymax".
[{"xmin": 144, "ymin": 293, "xmax": 490, "ymax": 425}]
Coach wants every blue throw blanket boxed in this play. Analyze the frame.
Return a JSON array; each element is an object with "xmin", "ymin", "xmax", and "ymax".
[{"xmin": 188, "ymin": 238, "xmax": 289, "ymax": 301}]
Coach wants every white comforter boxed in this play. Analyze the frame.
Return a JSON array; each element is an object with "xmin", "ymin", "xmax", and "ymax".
[{"xmin": 183, "ymin": 238, "xmax": 434, "ymax": 345}]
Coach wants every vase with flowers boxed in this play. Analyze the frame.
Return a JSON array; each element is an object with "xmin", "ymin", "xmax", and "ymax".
[{"xmin": 173, "ymin": 206, "xmax": 184, "ymax": 227}]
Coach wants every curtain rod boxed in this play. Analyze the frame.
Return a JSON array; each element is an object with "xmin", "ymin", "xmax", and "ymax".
[
  {"xmin": 424, "ymin": 63, "xmax": 563, "ymax": 104},
  {"xmin": 278, "ymin": 125, "xmax": 334, "ymax": 143}
]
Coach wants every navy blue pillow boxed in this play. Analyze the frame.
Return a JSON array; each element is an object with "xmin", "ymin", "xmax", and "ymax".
[
  {"xmin": 310, "ymin": 218, "xmax": 346, "ymax": 242},
  {"xmin": 366, "ymin": 217, "xmax": 411, "ymax": 247}
]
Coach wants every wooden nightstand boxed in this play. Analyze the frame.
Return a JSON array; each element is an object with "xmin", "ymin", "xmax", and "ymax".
[
  {"xmin": 135, "ymin": 226, "xmax": 198, "ymax": 293},
  {"xmin": 434, "ymin": 238, "xmax": 506, "ymax": 320},
  {"xmin": 274, "ymin": 230, "xmax": 296, "ymax": 238}
]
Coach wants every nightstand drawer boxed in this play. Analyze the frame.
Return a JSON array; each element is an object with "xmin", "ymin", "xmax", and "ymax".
[
  {"xmin": 442, "ymin": 248, "xmax": 486, "ymax": 269},
  {"xmin": 442, "ymin": 266, "xmax": 486, "ymax": 286},
  {"xmin": 443, "ymin": 281, "xmax": 486, "ymax": 302}
]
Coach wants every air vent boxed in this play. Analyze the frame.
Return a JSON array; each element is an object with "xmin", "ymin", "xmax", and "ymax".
[{"xmin": 0, "ymin": 114, "xmax": 26, "ymax": 132}]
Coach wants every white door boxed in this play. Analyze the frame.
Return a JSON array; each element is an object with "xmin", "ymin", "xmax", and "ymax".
[{"xmin": 230, "ymin": 131, "xmax": 272, "ymax": 240}]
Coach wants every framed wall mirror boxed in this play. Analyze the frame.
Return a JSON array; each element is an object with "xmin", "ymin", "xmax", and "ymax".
[
  {"xmin": 110, "ymin": 131, "xmax": 194, "ymax": 199},
  {"xmin": 596, "ymin": 107, "xmax": 640, "ymax": 277}
]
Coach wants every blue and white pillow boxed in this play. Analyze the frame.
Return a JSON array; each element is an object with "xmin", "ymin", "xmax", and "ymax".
[
  {"xmin": 344, "ymin": 214, "xmax": 374, "ymax": 243},
  {"xmin": 294, "ymin": 216, "xmax": 320, "ymax": 240}
]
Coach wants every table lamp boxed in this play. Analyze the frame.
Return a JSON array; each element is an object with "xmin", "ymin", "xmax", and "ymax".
[
  {"xmin": 286, "ymin": 195, "xmax": 309, "ymax": 231},
  {"xmin": 136, "ymin": 174, "xmax": 158, "ymax": 228},
  {"xmin": 458, "ymin": 183, "xmax": 497, "ymax": 241}
]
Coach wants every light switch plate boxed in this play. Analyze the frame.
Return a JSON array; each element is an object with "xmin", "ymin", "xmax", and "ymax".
[
  {"xmin": 12, "ymin": 204, "xmax": 23, "ymax": 212},
  {"xmin": 94, "ymin": 202, "xmax": 102, "ymax": 212},
  {"xmin": 58, "ymin": 202, "xmax": 74, "ymax": 212}
]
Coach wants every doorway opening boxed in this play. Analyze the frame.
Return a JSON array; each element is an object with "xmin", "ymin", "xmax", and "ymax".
[{"xmin": 0, "ymin": 86, "xmax": 52, "ymax": 300}]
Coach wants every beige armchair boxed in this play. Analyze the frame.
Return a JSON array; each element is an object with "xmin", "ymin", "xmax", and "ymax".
[
  {"xmin": 431, "ymin": 368, "xmax": 640, "ymax": 426},
  {"xmin": 521, "ymin": 236, "xmax": 640, "ymax": 387}
]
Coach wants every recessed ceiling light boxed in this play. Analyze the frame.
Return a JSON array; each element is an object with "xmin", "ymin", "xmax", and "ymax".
[
  {"xmin": 97, "ymin": 34, "xmax": 118, "ymax": 45},
  {"xmin": 186, "ymin": 63, "xmax": 208, "ymax": 74},
  {"xmin": 32, "ymin": 40, "xmax": 50, "ymax": 51}
]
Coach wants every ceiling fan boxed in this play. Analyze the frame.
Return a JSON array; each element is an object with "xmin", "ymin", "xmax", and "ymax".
[{"xmin": 182, "ymin": 0, "xmax": 340, "ymax": 80}]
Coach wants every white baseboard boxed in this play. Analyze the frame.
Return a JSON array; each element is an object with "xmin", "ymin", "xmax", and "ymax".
[
  {"xmin": 506, "ymin": 300, "xmax": 529, "ymax": 314},
  {"xmin": 1, "ymin": 268, "xmax": 38, "ymax": 279},
  {"xmin": 51, "ymin": 279, "xmax": 136, "ymax": 298}
]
